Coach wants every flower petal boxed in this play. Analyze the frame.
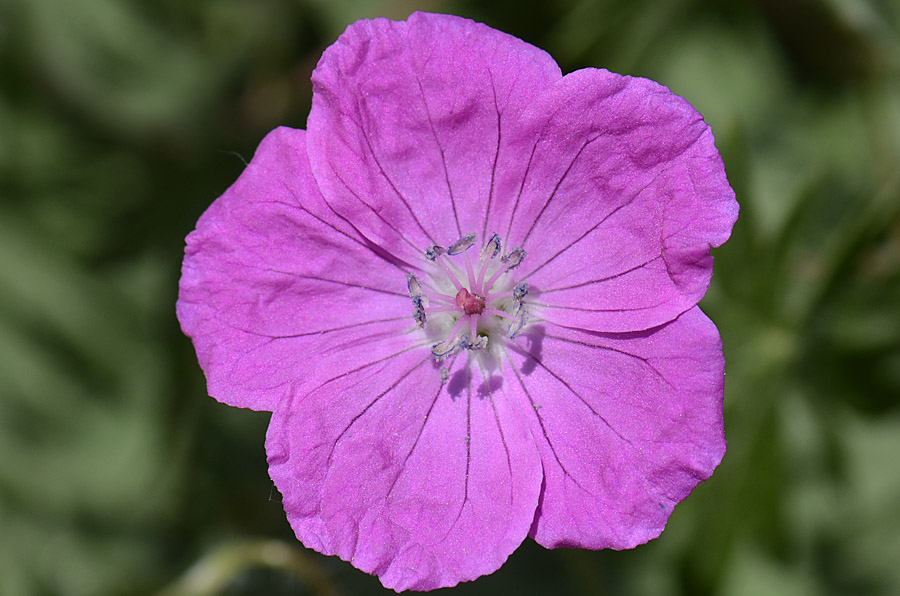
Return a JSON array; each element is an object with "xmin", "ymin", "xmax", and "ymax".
[
  {"xmin": 307, "ymin": 12, "xmax": 562, "ymax": 260},
  {"xmin": 501, "ymin": 306, "xmax": 725, "ymax": 549},
  {"xmin": 177, "ymin": 127, "xmax": 413, "ymax": 411},
  {"xmin": 266, "ymin": 350, "xmax": 542, "ymax": 591},
  {"xmin": 497, "ymin": 69, "xmax": 738, "ymax": 332}
]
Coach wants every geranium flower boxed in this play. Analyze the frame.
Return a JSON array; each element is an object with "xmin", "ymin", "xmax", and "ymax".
[{"xmin": 177, "ymin": 12, "xmax": 738, "ymax": 592}]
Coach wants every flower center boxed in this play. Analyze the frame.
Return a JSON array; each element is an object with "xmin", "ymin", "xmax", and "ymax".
[{"xmin": 406, "ymin": 232, "xmax": 529, "ymax": 362}]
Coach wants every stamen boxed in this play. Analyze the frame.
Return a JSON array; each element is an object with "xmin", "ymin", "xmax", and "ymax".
[
  {"xmin": 482, "ymin": 246, "xmax": 527, "ymax": 292},
  {"xmin": 424, "ymin": 292, "xmax": 456, "ymax": 305},
  {"xmin": 447, "ymin": 233, "xmax": 477, "ymax": 255},
  {"xmin": 513, "ymin": 282, "xmax": 529, "ymax": 302},
  {"xmin": 425, "ymin": 245, "xmax": 446, "ymax": 261},
  {"xmin": 431, "ymin": 336, "xmax": 462, "ymax": 361},
  {"xmin": 407, "ymin": 274, "xmax": 423, "ymax": 297},
  {"xmin": 507, "ymin": 303, "xmax": 528, "ymax": 339},
  {"xmin": 428, "ymin": 305, "xmax": 462, "ymax": 314},
  {"xmin": 501, "ymin": 247, "xmax": 526, "ymax": 270},
  {"xmin": 435, "ymin": 257, "xmax": 464, "ymax": 291},
  {"xmin": 431, "ymin": 316, "xmax": 468, "ymax": 360},
  {"xmin": 462, "ymin": 334, "xmax": 488, "ymax": 350},
  {"xmin": 482, "ymin": 233, "xmax": 501, "ymax": 260},
  {"xmin": 475, "ymin": 254, "xmax": 490, "ymax": 296},
  {"xmin": 464, "ymin": 251, "xmax": 477, "ymax": 290},
  {"xmin": 412, "ymin": 295, "xmax": 426, "ymax": 328}
]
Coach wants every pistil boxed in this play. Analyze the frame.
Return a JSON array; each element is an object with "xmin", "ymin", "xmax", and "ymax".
[{"xmin": 455, "ymin": 287, "xmax": 485, "ymax": 315}]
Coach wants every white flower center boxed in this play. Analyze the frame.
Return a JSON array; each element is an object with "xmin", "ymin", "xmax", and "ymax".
[{"xmin": 406, "ymin": 232, "xmax": 529, "ymax": 363}]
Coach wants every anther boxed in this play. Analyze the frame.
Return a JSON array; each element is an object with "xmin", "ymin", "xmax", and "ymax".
[
  {"xmin": 513, "ymin": 282, "xmax": 529, "ymax": 302},
  {"xmin": 407, "ymin": 273, "xmax": 423, "ymax": 297},
  {"xmin": 431, "ymin": 336, "xmax": 462, "ymax": 361},
  {"xmin": 425, "ymin": 245, "xmax": 446, "ymax": 261},
  {"xmin": 447, "ymin": 233, "xmax": 477, "ymax": 255},
  {"xmin": 463, "ymin": 334, "xmax": 489, "ymax": 350},
  {"xmin": 507, "ymin": 303, "xmax": 528, "ymax": 339},
  {"xmin": 501, "ymin": 247, "xmax": 526, "ymax": 270},
  {"xmin": 482, "ymin": 233, "xmax": 501, "ymax": 259},
  {"xmin": 412, "ymin": 295, "xmax": 426, "ymax": 327}
]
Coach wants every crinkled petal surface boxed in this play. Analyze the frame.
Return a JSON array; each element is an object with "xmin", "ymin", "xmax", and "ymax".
[
  {"xmin": 266, "ymin": 349, "xmax": 542, "ymax": 591},
  {"xmin": 178, "ymin": 10, "xmax": 738, "ymax": 593},
  {"xmin": 177, "ymin": 127, "xmax": 413, "ymax": 411},
  {"xmin": 495, "ymin": 69, "xmax": 738, "ymax": 332},
  {"xmin": 502, "ymin": 306, "xmax": 725, "ymax": 549},
  {"xmin": 307, "ymin": 12, "xmax": 562, "ymax": 263}
]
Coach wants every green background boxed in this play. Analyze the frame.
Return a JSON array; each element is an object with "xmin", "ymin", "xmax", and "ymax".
[{"xmin": 2, "ymin": 0, "xmax": 899, "ymax": 594}]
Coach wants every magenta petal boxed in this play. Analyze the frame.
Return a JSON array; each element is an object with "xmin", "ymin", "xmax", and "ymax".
[
  {"xmin": 497, "ymin": 69, "xmax": 737, "ymax": 332},
  {"xmin": 266, "ymin": 350, "xmax": 542, "ymax": 591},
  {"xmin": 503, "ymin": 307, "xmax": 725, "ymax": 549},
  {"xmin": 307, "ymin": 12, "xmax": 562, "ymax": 259},
  {"xmin": 177, "ymin": 127, "xmax": 412, "ymax": 411}
]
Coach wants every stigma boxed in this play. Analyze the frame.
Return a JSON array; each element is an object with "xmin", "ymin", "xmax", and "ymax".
[
  {"xmin": 455, "ymin": 288, "xmax": 485, "ymax": 315},
  {"xmin": 405, "ymin": 232, "xmax": 529, "ymax": 362}
]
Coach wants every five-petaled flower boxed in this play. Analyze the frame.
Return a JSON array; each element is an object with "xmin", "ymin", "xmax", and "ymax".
[{"xmin": 177, "ymin": 12, "xmax": 738, "ymax": 592}]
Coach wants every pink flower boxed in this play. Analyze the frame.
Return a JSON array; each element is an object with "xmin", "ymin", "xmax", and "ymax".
[{"xmin": 177, "ymin": 12, "xmax": 738, "ymax": 592}]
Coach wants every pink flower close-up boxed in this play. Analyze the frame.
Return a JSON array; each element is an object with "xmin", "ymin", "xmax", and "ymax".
[{"xmin": 177, "ymin": 11, "xmax": 739, "ymax": 592}]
